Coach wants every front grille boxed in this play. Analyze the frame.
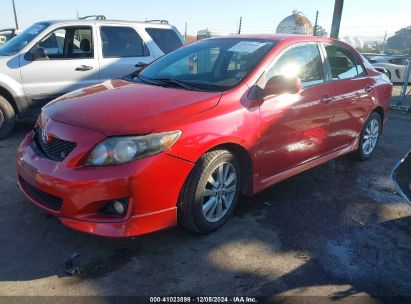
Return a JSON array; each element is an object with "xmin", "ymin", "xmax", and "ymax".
[
  {"xmin": 19, "ymin": 177, "xmax": 63, "ymax": 211},
  {"xmin": 33, "ymin": 128, "xmax": 76, "ymax": 162}
]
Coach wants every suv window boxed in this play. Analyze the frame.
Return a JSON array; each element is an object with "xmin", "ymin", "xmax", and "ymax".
[
  {"xmin": 325, "ymin": 44, "xmax": 366, "ymax": 80},
  {"xmin": 145, "ymin": 28, "xmax": 182, "ymax": 54},
  {"xmin": 100, "ymin": 26, "xmax": 149, "ymax": 58},
  {"xmin": 37, "ymin": 26, "xmax": 93, "ymax": 59},
  {"xmin": 388, "ymin": 57, "xmax": 408, "ymax": 65},
  {"xmin": 265, "ymin": 44, "xmax": 324, "ymax": 88}
]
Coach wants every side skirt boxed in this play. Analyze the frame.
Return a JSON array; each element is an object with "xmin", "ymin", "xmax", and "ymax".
[{"xmin": 253, "ymin": 138, "xmax": 359, "ymax": 194}]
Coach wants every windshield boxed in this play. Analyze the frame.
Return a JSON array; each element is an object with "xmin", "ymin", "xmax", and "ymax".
[
  {"xmin": 0, "ymin": 22, "xmax": 50, "ymax": 56},
  {"xmin": 139, "ymin": 38, "xmax": 276, "ymax": 91}
]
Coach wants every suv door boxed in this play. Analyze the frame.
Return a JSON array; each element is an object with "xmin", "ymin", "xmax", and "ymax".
[
  {"xmin": 19, "ymin": 25, "xmax": 99, "ymax": 104},
  {"xmin": 98, "ymin": 25, "xmax": 154, "ymax": 81},
  {"xmin": 259, "ymin": 43, "xmax": 333, "ymax": 179},
  {"xmin": 320, "ymin": 43, "xmax": 374, "ymax": 150}
]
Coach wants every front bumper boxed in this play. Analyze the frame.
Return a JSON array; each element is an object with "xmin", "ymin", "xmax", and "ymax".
[{"xmin": 16, "ymin": 121, "xmax": 194, "ymax": 237}]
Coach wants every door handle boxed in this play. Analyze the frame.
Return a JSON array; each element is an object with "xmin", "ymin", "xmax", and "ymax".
[
  {"xmin": 365, "ymin": 85, "xmax": 373, "ymax": 93},
  {"xmin": 321, "ymin": 95, "xmax": 335, "ymax": 104},
  {"xmin": 75, "ymin": 65, "xmax": 93, "ymax": 71}
]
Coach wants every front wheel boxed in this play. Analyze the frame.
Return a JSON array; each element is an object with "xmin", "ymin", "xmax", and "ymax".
[
  {"xmin": 351, "ymin": 112, "xmax": 382, "ymax": 161},
  {"xmin": 0, "ymin": 95, "xmax": 16, "ymax": 140},
  {"xmin": 178, "ymin": 149, "xmax": 242, "ymax": 234}
]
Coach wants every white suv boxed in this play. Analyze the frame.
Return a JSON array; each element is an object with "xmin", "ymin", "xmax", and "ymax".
[{"xmin": 0, "ymin": 17, "xmax": 184, "ymax": 138}]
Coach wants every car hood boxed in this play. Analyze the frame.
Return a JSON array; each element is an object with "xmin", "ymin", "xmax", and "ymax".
[{"xmin": 43, "ymin": 79, "xmax": 222, "ymax": 136}]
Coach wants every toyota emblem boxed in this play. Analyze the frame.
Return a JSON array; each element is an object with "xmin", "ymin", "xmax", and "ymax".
[{"xmin": 41, "ymin": 128, "xmax": 51, "ymax": 144}]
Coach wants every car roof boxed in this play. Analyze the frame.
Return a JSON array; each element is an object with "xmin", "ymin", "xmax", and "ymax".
[
  {"xmin": 209, "ymin": 33, "xmax": 339, "ymax": 43},
  {"xmin": 41, "ymin": 19, "xmax": 175, "ymax": 28}
]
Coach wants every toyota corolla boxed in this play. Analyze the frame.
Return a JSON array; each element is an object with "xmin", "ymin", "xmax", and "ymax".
[{"xmin": 16, "ymin": 35, "xmax": 392, "ymax": 237}]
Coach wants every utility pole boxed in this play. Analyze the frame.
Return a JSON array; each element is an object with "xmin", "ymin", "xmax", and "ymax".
[
  {"xmin": 11, "ymin": 0, "xmax": 19, "ymax": 29},
  {"xmin": 330, "ymin": 0, "xmax": 344, "ymax": 39},
  {"xmin": 184, "ymin": 22, "xmax": 188, "ymax": 41},
  {"xmin": 313, "ymin": 10, "xmax": 319, "ymax": 36},
  {"xmin": 238, "ymin": 16, "xmax": 242, "ymax": 35},
  {"xmin": 399, "ymin": 45, "xmax": 411, "ymax": 105}
]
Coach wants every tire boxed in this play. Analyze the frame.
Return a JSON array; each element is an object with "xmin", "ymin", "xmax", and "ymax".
[
  {"xmin": 351, "ymin": 112, "xmax": 382, "ymax": 161},
  {"xmin": 0, "ymin": 95, "xmax": 16, "ymax": 140},
  {"xmin": 178, "ymin": 149, "xmax": 242, "ymax": 234}
]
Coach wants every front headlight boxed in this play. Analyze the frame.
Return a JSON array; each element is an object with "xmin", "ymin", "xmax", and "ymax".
[{"xmin": 86, "ymin": 130, "xmax": 182, "ymax": 166}]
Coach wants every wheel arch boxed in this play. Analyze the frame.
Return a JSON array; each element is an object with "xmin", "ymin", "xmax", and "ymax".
[
  {"xmin": 201, "ymin": 142, "xmax": 254, "ymax": 196},
  {"xmin": 373, "ymin": 106, "xmax": 384, "ymax": 125}
]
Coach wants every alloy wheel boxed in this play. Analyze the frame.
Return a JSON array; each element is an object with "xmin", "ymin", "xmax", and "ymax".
[
  {"xmin": 362, "ymin": 118, "xmax": 379, "ymax": 155},
  {"xmin": 202, "ymin": 162, "xmax": 237, "ymax": 223}
]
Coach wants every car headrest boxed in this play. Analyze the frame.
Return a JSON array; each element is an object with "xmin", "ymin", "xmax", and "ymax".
[
  {"xmin": 330, "ymin": 56, "xmax": 348, "ymax": 69},
  {"xmin": 80, "ymin": 39, "xmax": 91, "ymax": 53}
]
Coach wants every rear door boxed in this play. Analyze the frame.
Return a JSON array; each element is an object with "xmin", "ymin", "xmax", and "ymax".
[
  {"xmin": 19, "ymin": 25, "xmax": 99, "ymax": 103},
  {"xmin": 259, "ymin": 43, "xmax": 333, "ymax": 179},
  {"xmin": 98, "ymin": 25, "xmax": 155, "ymax": 81},
  {"xmin": 320, "ymin": 43, "xmax": 375, "ymax": 150}
]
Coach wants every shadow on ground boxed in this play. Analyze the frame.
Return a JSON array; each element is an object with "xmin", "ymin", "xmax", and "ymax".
[{"xmin": 1, "ymin": 112, "xmax": 411, "ymax": 302}]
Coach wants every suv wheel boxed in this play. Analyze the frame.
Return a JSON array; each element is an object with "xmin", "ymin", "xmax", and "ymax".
[
  {"xmin": 0, "ymin": 95, "xmax": 16, "ymax": 139},
  {"xmin": 351, "ymin": 112, "xmax": 381, "ymax": 161},
  {"xmin": 178, "ymin": 149, "xmax": 241, "ymax": 234}
]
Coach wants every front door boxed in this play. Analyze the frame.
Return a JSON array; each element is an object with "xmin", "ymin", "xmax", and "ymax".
[
  {"xmin": 259, "ymin": 43, "xmax": 333, "ymax": 179},
  {"xmin": 20, "ymin": 25, "xmax": 99, "ymax": 103}
]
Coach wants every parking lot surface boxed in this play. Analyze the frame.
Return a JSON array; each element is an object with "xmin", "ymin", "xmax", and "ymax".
[{"xmin": 1, "ymin": 111, "xmax": 411, "ymax": 302}]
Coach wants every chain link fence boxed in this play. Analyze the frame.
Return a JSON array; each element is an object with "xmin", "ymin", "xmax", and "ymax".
[{"xmin": 390, "ymin": 52, "xmax": 411, "ymax": 112}]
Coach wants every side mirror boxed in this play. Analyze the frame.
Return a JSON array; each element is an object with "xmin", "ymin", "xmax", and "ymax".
[
  {"xmin": 393, "ymin": 151, "xmax": 411, "ymax": 203},
  {"xmin": 263, "ymin": 75, "xmax": 301, "ymax": 97},
  {"xmin": 135, "ymin": 62, "xmax": 147, "ymax": 68},
  {"xmin": 25, "ymin": 46, "xmax": 48, "ymax": 61}
]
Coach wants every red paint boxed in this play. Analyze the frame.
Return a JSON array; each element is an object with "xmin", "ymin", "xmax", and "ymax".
[{"xmin": 16, "ymin": 35, "xmax": 392, "ymax": 237}]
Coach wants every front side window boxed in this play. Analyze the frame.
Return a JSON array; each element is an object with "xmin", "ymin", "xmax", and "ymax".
[
  {"xmin": 100, "ymin": 26, "xmax": 149, "ymax": 58},
  {"xmin": 145, "ymin": 28, "xmax": 182, "ymax": 54},
  {"xmin": 139, "ymin": 38, "xmax": 276, "ymax": 91},
  {"xmin": 265, "ymin": 43, "xmax": 324, "ymax": 88},
  {"xmin": 325, "ymin": 44, "xmax": 366, "ymax": 80},
  {"xmin": 0, "ymin": 22, "xmax": 49, "ymax": 56},
  {"xmin": 35, "ymin": 26, "xmax": 93, "ymax": 60}
]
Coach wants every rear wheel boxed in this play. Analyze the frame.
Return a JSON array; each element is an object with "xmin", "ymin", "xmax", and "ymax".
[
  {"xmin": 0, "ymin": 95, "xmax": 16, "ymax": 140},
  {"xmin": 351, "ymin": 112, "xmax": 381, "ymax": 161},
  {"xmin": 178, "ymin": 149, "xmax": 241, "ymax": 234}
]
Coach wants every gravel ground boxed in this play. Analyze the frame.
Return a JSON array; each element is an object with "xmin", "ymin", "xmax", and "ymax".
[{"xmin": 0, "ymin": 111, "xmax": 410, "ymax": 303}]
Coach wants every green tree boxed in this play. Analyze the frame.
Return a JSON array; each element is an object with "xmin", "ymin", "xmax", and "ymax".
[
  {"xmin": 314, "ymin": 25, "xmax": 328, "ymax": 37},
  {"xmin": 386, "ymin": 26, "xmax": 411, "ymax": 52}
]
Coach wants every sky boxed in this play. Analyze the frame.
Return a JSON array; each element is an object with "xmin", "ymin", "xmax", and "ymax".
[{"xmin": 0, "ymin": 0, "xmax": 410, "ymax": 40}]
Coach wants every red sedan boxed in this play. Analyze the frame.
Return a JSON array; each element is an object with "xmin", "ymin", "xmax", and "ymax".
[{"xmin": 16, "ymin": 35, "xmax": 392, "ymax": 237}]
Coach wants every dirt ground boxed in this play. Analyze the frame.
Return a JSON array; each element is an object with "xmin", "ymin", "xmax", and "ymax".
[{"xmin": 0, "ymin": 111, "xmax": 411, "ymax": 303}]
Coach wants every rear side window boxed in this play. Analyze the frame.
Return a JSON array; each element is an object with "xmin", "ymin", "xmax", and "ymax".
[
  {"xmin": 265, "ymin": 43, "xmax": 325, "ymax": 88},
  {"xmin": 145, "ymin": 28, "xmax": 183, "ymax": 54},
  {"xmin": 325, "ymin": 44, "xmax": 366, "ymax": 80},
  {"xmin": 100, "ymin": 26, "xmax": 150, "ymax": 58}
]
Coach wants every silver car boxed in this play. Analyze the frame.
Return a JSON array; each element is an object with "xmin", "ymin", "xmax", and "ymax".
[{"xmin": 0, "ymin": 18, "xmax": 184, "ymax": 138}]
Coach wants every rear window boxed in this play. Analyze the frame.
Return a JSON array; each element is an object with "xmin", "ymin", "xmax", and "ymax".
[{"xmin": 145, "ymin": 28, "xmax": 182, "ymax": 54}]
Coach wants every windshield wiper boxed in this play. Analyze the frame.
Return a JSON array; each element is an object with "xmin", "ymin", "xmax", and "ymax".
[
  {"xmin": 134, "ymin": 73, "xmax": 164, "ymax": 86},
  {"xmin": 152, "ymin": 78, "xmax": 203, "ymax": 91}
]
